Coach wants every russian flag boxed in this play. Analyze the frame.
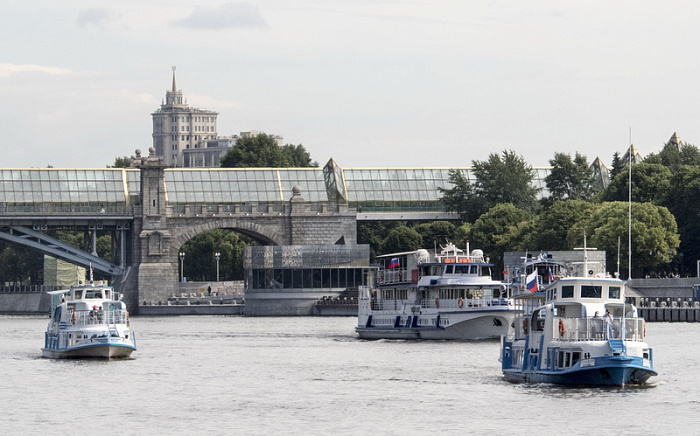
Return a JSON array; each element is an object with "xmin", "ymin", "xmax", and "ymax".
[
  {"xmin": 526, "ymin": 270, "xmax": 538, "ymax": 292},
  {"xmin": 388, "ymin": 258, "xmax": 400, "ymax": 269},
  {"xmin": 548, "ymin": 268, "xmax": 554, "ymax": 283}
]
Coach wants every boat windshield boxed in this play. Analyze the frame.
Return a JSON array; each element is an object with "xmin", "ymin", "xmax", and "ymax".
[{"xmin": 85, "ymin": 290, "xmax": 103, "ymax": 299}]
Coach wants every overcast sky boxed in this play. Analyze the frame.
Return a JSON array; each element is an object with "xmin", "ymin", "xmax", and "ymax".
[{"xmin": 2, "ymin": 1, "xmax": 699, "ymax": 169}]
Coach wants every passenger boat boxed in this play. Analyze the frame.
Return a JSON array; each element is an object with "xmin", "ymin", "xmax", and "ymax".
[
  {"xmin": 356, "ymin": 243, "xmax": 521, "ymax": 340},
  {"xmin": 505, "ymin": 251, "xmax": 569, "ymax": 294},
  {"xmin": 42, "ymin": 284, "xmax": 136, "ymax": 359},
  {"xmin": 500, "ymin": 273, "xmax": 657, "ymax": 386}
]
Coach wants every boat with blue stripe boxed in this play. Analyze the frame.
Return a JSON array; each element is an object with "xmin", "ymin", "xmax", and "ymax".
[
  {"xmin": 42, "ymin": 284, "xmax": 136, "ymax": 359},
  {"xmin": 500, "ymin": 273, "xmax": 657, "ymax": 386}
]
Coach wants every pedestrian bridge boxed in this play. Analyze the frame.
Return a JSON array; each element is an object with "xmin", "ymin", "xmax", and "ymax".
[{"xmin": 0, "ymin": 152, "xmax": 559, "ymax": 311}]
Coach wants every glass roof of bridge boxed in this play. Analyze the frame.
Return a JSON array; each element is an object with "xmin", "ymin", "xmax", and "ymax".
[{"xmin": 0, "ymin": 167, "xmax": 552, "ymax": 204}]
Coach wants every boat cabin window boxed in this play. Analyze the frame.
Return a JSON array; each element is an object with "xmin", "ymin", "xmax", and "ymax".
[
  {"xmin": 454, "ymin": 265, "xmax": 475, "ymax": 274},
  {"xmin": 74, "ymin": 290, "xmax": 83, "ymax": 299},
  {"xmin": 444, "ymin": 265, "xmax": 453, "ymax": 274},
  {"xmin": 556, "ymin": 350, "xmax": 582, "ymax": 369},
  {"xmin": 608, "ymin": 286, "xmax": 621, "ymax": 299},
  {"xmin": 85, "ymin": 290, "xmax": 103, "ymax": 299},
  {"xmin": 561, "ymin": 285, "xmax": 574, "ymax": 299},
  {"xmin": 581, "ymin": 285, "xmax": 602, "ymax": 298}
]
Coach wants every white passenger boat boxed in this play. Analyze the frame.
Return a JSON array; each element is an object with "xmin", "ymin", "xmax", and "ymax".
[
  {"xmin": 500, "ymin": 274, "xmax": 657, "ymax": 386},
  {"xmin": 356, "ymin": 243, "xmax": 521, "ymax": 340},
  {"xmin": 42, "ymin": 285, "xmax": 136, "ymax": 359}
]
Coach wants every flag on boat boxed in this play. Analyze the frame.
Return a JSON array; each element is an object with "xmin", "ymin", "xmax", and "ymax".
[
  {"xmin": 526, "ymin": 270, "xmax": 538, "ymax": 292},
  {"xmin": 548, "ymin": 268, "xmax": 554, "ymax": 283},
  {"xmin": 387, "ymin": 258, "xmax": 400, "ymax": 269}
]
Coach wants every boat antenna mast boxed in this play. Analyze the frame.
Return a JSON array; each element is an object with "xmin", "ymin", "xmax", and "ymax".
[{"xmin": 574, "ymin": 231, "xmax": 597, "ymax": 278}]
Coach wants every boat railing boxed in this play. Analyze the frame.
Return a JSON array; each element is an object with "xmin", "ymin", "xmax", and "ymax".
[
  {"xmin": 68, "ymin": 309, "xmax": 129, "ymax": 326},
  {"xmin": 556, "ymin": 316, "xmax": 645, "ymax": 342},
  {"xmin": 420, "ymin": 296, "xmax": 511, "ymax": 309},
  {"xmin": 378, "ymin": 268, "xmax": 409, "ymax": 284},
  {"xmin": 368, "ymin": 299, "xmax": 414, "ymax": 311}
]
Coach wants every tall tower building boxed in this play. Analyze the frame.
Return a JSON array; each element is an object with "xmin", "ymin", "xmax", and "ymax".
[{"xmin": 152, "ymin": 67, "xmax": 219, "ymax": 167}]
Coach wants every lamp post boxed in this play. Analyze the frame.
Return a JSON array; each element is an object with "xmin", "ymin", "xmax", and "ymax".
[
  {"xmin": 179, "ymin": 252, "xmax": 185, "ymax": 283},
  {"xmin": 215, "ymin": 252, "xmax": 220, "ymax": 282}
]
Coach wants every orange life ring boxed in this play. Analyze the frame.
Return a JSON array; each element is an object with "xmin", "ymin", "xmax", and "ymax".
[
  {"xmin": 458, "ymin": 298, "xmax": 464, "ymax": 308},
  {"xmin": 523, "ymin": 317, "xmax": 529, "ymax": 334},
  {"xmin": 559, "ymin": 318, "xmax": 565, "ymax": 336},
  {"xmin": 435, "ymin": 298, "xmax": 440, "ymax": 308}
]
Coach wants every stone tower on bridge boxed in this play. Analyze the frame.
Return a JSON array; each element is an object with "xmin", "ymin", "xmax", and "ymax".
[{"xmin": 127, "ymin": 148, "xmax": 358, "ymax": 312}]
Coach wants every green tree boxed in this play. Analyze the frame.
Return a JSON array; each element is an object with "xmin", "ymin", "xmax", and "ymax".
[
  {"xmin": 109, "ymin": 156, "xmax": 132, "ymax": 168},
  {"xmin": 438, "ymin": 169, "xmax": 484, "ymax": 222},
  {"xmin": 379, "ymin": 225, "xmax": 422, "ymax": 254},
  {"xmin": 645, "ymin": 142, "xmax": 700, "ymax": 172},
  {"xmin": 220, "ymin": 133, "xmax": 317, "ymax": 168},
  {"xmin": 524, "ymin": 200, "xmax": 595, "ymax": 251},
  {"xmin": 664, "ymin": 165, "xmax": 700, "ymax": 275},
  {"xmin": 609, "ymin": 152, "xmax": 625, "ymax": 180},
  {"xmin": 413, "ymin": 221, "xmax": 456, "ymax": 250},
  {"xmin": 545, "ymin": 152, "xmax": 596, "ymax": 201},
  {"xmin": 583, "ymin": 202, "xmax": 679, "ymax": 278},
  {"xmin": 468, "ymin": 203, "xmax": 532, "ymax": 270},
  {"xmin": 180, "ymin": 229, "xmax": 251, "ymax": 281},
  {"xmin": 0, "ymin": 242, "xmax": 43, "ymax": 285},
  {"xmin": 281, "ymin": 144, "xmax": 318, "ymax": 167},
  {"xmin": 472, "ymin": 150, "xmax": 539, "ymax": 213},
  {"xmin": 602, "ymin": 163, "xmax": 672, "ymax": 204},
  {"xmin": 358, "ymin": 221, "xmax": 401, "ymax": 259}
]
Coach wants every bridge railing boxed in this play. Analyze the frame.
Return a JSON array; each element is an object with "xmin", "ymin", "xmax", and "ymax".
[
  {"xmin": 0, "ymin": 203, "xmax": 132, "ymax": 216},
  {"xmin": 168, "ymin": 202, "xmax": 346, "ymax": 217}
]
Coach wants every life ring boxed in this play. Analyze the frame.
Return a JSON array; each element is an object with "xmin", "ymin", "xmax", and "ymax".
[
  {"xmin": 435, "ymin": 298, "xmax": 440, "ymax": 308},
  {"xmin": 71, "ymin": 312, "xmax": 77, "ymax": 325},
  {"xmin": 458, "ymin": 298, "xmax": 464, "ymax": 308},
  {"xmin": 523, "ymin": 317, "xmax": 529, "ymax": 334},
  {"xmin": 559, "ymin": 319, "xmax": 565, "ymax": 336}
]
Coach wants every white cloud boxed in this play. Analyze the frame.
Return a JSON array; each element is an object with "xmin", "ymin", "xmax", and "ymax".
[
  {"xmin": 174, "ymin": 2, "xmax": 268, "ymax": 29},
  {"xmin": 0, "ymin": 63, "xmax": 72, "ymax": 78}
]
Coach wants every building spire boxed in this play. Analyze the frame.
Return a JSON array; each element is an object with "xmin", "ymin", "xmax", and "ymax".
[{"xmin": 171, "ymin": 66, "xmax": 177, "ymax": 92}]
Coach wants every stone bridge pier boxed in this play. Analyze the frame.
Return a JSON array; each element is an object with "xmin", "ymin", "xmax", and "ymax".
[{"xmin": 127, "ymin": 149, "xmax": 357, "ymax": 313}]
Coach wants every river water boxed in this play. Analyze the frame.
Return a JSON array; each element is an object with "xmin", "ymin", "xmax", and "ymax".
[{"xmin": 2, "ymin": 315, "xmax": 698, "ymax": 435}]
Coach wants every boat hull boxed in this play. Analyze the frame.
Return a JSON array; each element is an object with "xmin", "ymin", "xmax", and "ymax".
[
  {"xmin": 42, "ymin": 343, "xmax": 136, "ymax": 359},
  {"xmin": 357, "ymin": 310, "xmax": 517, "ymax": 340},
  {"xmin": 503, "ymin": 361, "xmax": 657, "ymax": 387}
]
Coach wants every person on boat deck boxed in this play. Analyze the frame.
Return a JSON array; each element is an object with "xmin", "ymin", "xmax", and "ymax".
[
  {"xmin": 604, "ymin": 310, "xmax": 615, "ymax": 337},
  {"xmin": 90, "ymin": 306, "xmax": 99, "ymax": 324},
  {"xmin": 97, "ymin": 307, "xmax": 104, "ymax": 323}
]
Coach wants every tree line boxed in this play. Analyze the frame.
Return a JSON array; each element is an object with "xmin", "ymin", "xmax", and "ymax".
[
  {"xmin": 1, "ymin": 133, "xmax": 694, "ymax": 285},
  {"xmin": 365, "ymin": 139, "xmax": 698, "ymax": 279}
]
